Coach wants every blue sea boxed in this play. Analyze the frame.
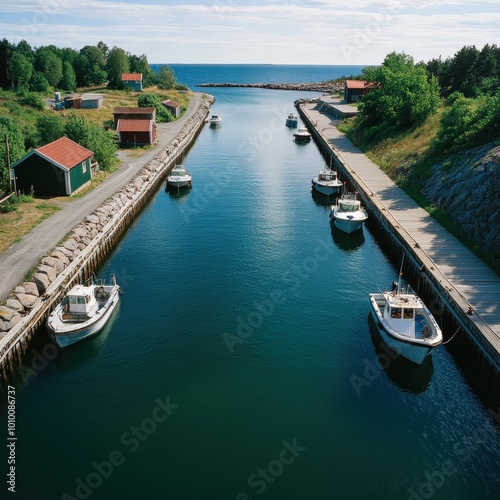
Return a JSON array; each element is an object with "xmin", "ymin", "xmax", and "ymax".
[{"xmin": 1, "ymin": 65, "xmax": 499, "ymax": 500}]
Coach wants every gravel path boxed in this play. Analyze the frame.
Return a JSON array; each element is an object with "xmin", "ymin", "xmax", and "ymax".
[{"xmin": 0, "ymin": 93, "xmax": 207, "ymax": 301}]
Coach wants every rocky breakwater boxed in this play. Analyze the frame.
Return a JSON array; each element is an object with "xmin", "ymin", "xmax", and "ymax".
[
  {"xmin": 198, "ymin": 81, "xmax": 344, "ymax": 93},
  {"xmin": 423, "ymin": 142, "xmax": 500, "ymax": 260},
  {"xmin": 0, "ymin": 95, "xmax": 214, "ymax": 359}
]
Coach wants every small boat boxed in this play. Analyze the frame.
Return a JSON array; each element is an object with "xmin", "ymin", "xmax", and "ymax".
[
  {"xmin": 293, "ymin": 127, "xmax": 311, "ymax": 142},
  {"xmin": 47, "ymin": 274, "xmax": 121, "ymax": 348},
  {"xmin": 312, "ymin": 167, "xmax": 343, "ymax": 196},
  {"xmin": 167, "ymin": 165, "xmax": 192, "ymax": 190},
  {"xmin": 330, "ymin": 191, "xmax": 368, "ymax": 233},
  {"xmin": 209, "ymin": 114, "xmax": 222, "ymax": 126},
  {"xmin": 285, "ymin": 112, "xmax": 298, "ymax": 128},
  {"xmin": 369, "ymin": 277, "xmax": 443, "ymax": 365}
]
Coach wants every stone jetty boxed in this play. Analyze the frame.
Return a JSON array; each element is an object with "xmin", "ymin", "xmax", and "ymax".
[{"xmin": 198, "ymin": 81, "xmax": 344, "ymax": 93}]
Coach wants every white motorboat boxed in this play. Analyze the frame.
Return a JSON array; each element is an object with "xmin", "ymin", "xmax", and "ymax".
[
  {"xmin": 293, "ymin": 127, "xmax": 311, "ymax": 142},
  {"xmin": 209, "ymin": 114, "xmax": 222, "ymax": 126},
  {"xmin": 330, "ymin": 191, "xmax": 368, "ymax": 233},
  {"xmin": 369, "ymin": 279, "xmax": 443, "ymax": 365},
  {"xmin": 167, "ymin": 165, "xmax": 192, "ymax": 190},
  {"xmin": 286, "ymin": 112, "xmax": 298, "ymax": 128},
  {"xmin": 47, "ymin": 274, "xmax": 121, "ymax": 348},
  {"xmin": 312, "ymin": 168, "xmax": 343, "ymax": 196}
]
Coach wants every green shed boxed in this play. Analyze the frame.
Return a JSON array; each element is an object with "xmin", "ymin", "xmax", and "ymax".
[{"xmin": 12, "ymin": 137, "xmax": 94, "ymax": 196}]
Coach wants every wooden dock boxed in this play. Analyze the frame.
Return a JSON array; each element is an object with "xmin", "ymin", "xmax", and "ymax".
[{"xmin": 297, "ymin": 98, "xmax": 500, "ymax": 373}]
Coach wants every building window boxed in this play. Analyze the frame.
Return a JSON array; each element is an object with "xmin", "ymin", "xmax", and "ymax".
[{"xmin": 82, "ymin": 161, "xmax": 86, "ymax": 173}]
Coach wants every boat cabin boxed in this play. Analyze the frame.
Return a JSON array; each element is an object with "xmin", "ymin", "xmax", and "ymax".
[
  {"xmin": 383, "ymin": 293, "xmax": 419, "ymax": 337},
  {"xmin": 339, "ymin": 196, "xmax": 360, "ymax": 212},
  {"xmin": 66, "ymin": 285, "xmax": 97, "ymax": 315},
  {"xmin": 319, "ymin": 171, "xmax": 338, "ymax": 182}
]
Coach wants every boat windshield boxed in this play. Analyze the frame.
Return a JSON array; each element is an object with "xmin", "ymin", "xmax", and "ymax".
[{"xmin": 340, "ymin": 202, "xmax": 357, "ymax": 212}]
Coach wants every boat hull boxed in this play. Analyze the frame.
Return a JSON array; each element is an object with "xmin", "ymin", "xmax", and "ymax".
[
  {"xmin": 286, "ymin": 119, "xmax": 298, "ymax": 128},
  {"xmin": 47, "ymin": 287, "xmax": 120, "ymax": 348},
  {"xmin": 312, "ymin": 182, "xmax": 342, "ymax": 196},
  {"xmin": 332, "ymin": 215, "xmax": 365, "ymax": 234},
  {"xmin": 369, "ymin": 294, "xmax": 437, "ymax": 365}
]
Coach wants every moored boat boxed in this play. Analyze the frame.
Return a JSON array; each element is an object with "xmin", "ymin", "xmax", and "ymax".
[
  {"xmin": 369, "ymin": 279, "xmax": 443, "ymax": 365},
  {"xmin": 293, "ymin": 127, "xmax": 311, "ymax": 142},
  {"xmin": 330, "ymin": 191, "xmax": 368, "ymax": 233},
  {"xmin": 312, "ymin": 167, "xmax": 343, "ymax": 196},
  {"xmin": 286, "ymin": 112, "xmax": 298, "ymax": 128},
  {"xmin": 167, "ymin": 165, "xmax": 192, "ymax": 190},
  {"xmin": 209, "ymin": 114, "xmax": 222, "ymax": 126},
  {"xmin": 47, "ymin": 274, "xmax": 121, "ymax": 348}
]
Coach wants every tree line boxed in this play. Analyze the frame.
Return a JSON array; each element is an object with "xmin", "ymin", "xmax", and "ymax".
[
  {"xmin": 0, "ymin": 39, "xmax": 181, "ymax": 92},
  {"xmin": 354, "ymin": 44, "xmax": 500, "ymax": 152}
]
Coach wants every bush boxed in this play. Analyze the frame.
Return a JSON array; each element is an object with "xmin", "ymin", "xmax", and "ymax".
[{"xmin": 20, "ymin": 92, "xmax": 45, "ymax": 110}]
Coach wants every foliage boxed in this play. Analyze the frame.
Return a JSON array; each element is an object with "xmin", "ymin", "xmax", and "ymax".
[
  {"xmin": 30, "ymin": 71, "xmax": 50, "ymax": 93},
  {"xmin": 36, "ymin": 114, "xmax": 64, "ymax": 145},
  {"xmin": 77, "ymin": 45, "xmax": 107, "ymax": 87},
  {"xmin": 38, "ymin": 50, "xmax": 63, "ymax": 88},
  {"xmin": 0, "ymin": 116, "xmax": 26, "ymax": 191},
  {"xmin": 106, "ymin": 46, "xmax": 130, "ymax": 89},
  {"xmin": 433, "ymin": 90, "xmax": 500, "ymax": 152},
  {"xmin": 358, "ymin": 52, "xmax": 440, "ymax": 133},
  {"xmin": 157, "ymin": 65, "xmax": 176, "ymax": 90},
  {"xmin": 137, "ymin": 93, "xmax": 173, "ymax": 122},
  {"xmin": 20, "ymin": 92, "xmax": 44, "ymax": 110},
  {"xmin": 60, "ymin": 61, "xmax": 77, "ymax": 92},
  {"xmin": 129, "ymin": 54, "xmax": 157, "ymax": 88},
  {"xmin": 63, "ymin": 113, "xmax": 118, "ymax": 170},
  {"xmin": 8, "ymin": 52, "xmax": 33, "ymax": 87}
]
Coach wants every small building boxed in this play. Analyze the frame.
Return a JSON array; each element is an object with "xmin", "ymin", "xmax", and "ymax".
[
  {"xmin": 344, "ymin": 80, "xmax": 370, "ymax": 103},
  {"xmin": 12, "ymin": 137, "xmax": 93, "ymax": 196},
  {"xmin": 161, "ymin": 99, "xmax": 181, "ymax": 118},
  {"xmin": 113, "ymin": 107, "xmax": 156, "ymax": 127},
  {"xmin": 121, "ymin": 73, "xmax": 143, "ymax": 92},
  {"xmin": 116, "ymin": 119, "xmax": 157, "ymax": 146},
  {"xmin": 81, "ymin": 93, "xmax": 104, "ymax": 109}
]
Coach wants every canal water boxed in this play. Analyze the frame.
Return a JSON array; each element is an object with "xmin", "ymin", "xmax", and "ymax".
[{"xmin": 1, "ymin": 66, "xmax": 499, "ymax": 500}]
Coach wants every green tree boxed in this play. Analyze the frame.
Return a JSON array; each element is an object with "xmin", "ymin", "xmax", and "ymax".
[
  {"xmin": 0, "ymin": 116, "xmax": 26, "ymax": 191},
  {"xmin": 41, "ymin": 51, "xmax": 63, "ymax": 88},
  {"xmin": 129, "ymin": 53, "xmax": 157, "ymax": 87},
  {"xmin": 157, "ymin": 65, "xmax": 176, "ymax": 90},
  {"xmin": 0, "ymin": 38, "xmax": 13, "ymax": 89},
  {"xmin": 359, "ymin": 52, "xmax": 440, "ymax": 131},
  {"xmin": 138, "ymin": 93, "xmax": 173, "ymax": 122},
  {"xmin": 77, "ymin": 45, "xmax": 107, "ymax": 87},
  {"xmin": 106, "ymin": 46, "xmax": 130, "ymax": 89},
  {"xmin": 63, "ymin": 113, "xmax": 118, "ymax": 171},
  {"xmin": 60, "ymin": 61, "xmax": 77, "ymax": 91},
  {"xmin": 30, "ymin": 71, "xmax": 50, "ymax": 93},
  {"xmin": 36, "ymin": 115, "xmax": 64, "ymax": 145},
  {"xmin": 8, "ymin": 52, "xmax": 33, "ymax": 88}
]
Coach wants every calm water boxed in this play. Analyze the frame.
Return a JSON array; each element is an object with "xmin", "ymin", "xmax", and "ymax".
[{"xmin": 1, "ymin": 66, "xmax": 499, "ymax": 500}]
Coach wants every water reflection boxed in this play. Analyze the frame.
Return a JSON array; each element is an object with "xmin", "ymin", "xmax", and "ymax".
[
  {"xmin": 367, "ymin": 314, "xmax": 434, "ymax": 394},
  {"xmin": 311, "ymin": 187, "xmax": 338, "ymax": 207},
  {"xmin": 330, "ymin": 222, "xmax": 365, "ymax": 252}
]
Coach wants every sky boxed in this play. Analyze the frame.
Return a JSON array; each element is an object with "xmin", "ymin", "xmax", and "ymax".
[{"xmin": 1, "ymin": 0, "xmax": 499, "ymax": 66}]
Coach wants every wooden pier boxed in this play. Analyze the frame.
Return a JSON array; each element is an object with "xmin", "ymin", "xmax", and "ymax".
[{"xmin": 297, "ymin": 98, "xmax": 500, "ymax": 382}]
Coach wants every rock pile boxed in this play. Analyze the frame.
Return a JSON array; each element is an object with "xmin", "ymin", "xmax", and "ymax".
[
  {"xmin": 198, "ymin": 82, "xmax": 344, "ymax": 93},
  {"xmin": 423, "ymin": 142, "xmax": 500, "ymax": 259}
]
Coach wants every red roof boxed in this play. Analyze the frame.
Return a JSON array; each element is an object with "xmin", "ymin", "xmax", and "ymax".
[
  {"xmin": 37, "ymin": 137, "xmax": 93, "ymax": 169},
  {"xmin": 162, "ymin": 99, "xmax": 180, "ymax": 107},
  {"xmin": 121, "ymin": 73, "xmax": 142, "ymax": 81},
  {"xmin": 345, "ymin": 80, "xmax": 368, "ymax": 89},
  {"xmin": 117, "ymin": 119, "xmax": 153, "ymax": 132},
  {"xmin": 113, "ymin": 107, "xmax": 155, "ymax": 115}
]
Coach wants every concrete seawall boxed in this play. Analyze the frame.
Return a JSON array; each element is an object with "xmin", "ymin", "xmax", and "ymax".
[
  {"xmin": 296, "ymin": 98, "xmax": 500, "ymax": 389},
  {"xmin": 0, "ymin": 95, "xmax": 213, "ymax": 379}
]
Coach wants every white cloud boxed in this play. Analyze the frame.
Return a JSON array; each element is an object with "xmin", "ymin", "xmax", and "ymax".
[{"xmin": 0, "ymin": 0, "xmax": 498, "ymax": 64}]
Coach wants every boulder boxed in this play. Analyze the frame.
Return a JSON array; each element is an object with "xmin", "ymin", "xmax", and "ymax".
[
  {"xmin": 10, "ymin": 315, "xmax": 22, "ymax": 327},
  {"xmin": 6, "ymin": 299, "xmax": 23, "ymax": 312},
  {"xmin": 32, "ymin": 273, "xmax": 50, "ymax": 294},
  {"xmin": 0, "ymin": 306, "xmax": 14, "ymax": 321},
  {"xmin": 22, "ymin": 282, "xmax": 39, "ymax": 297},
  {"xmin": 37, "ymin": 265, "xmax": 57, "ymax": 283},
  {"xmin": 42, "ymin": 256, "xmax": 65, "ymax": 275},
  {"xmin": 14, "ymin": 286, "xmax": 26, "ymax": 294},
  {"xmin": 16, "ymin": 293, "xmax": 38, "ymax": 309},
  {"xmin": 63, "ymin": 238, "xmax": 78, "ymax": 252},
  {"xmin": 0, "ymin": 321, "xmax": 9, "ymax": 332},
  {"xmin": 85, "ymin": 214, "xmax": 100, "ymax": 225},
  {"xmin": 54, "ymin": 246, "xmax": 74, "ymax": 259},
  {"xmin": 50, "ymin": 250, "xmax": 70, "ymax": 267}
]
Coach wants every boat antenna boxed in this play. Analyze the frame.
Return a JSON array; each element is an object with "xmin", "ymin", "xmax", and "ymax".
[{"xmin": 397, "ymin": 254, "xmax": 405, "ymax": 295}]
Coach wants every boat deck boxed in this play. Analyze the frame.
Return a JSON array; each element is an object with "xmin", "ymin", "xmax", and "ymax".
[{"xmin": 300, "ymin": 99, "xmax": 500, "ymax": 365}]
